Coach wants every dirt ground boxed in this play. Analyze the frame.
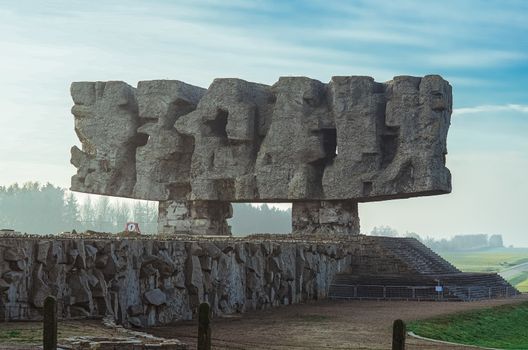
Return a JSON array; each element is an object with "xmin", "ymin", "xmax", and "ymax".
[
  {"xmin": 149, "ymin": 295, "xmax": 528, "ymax": 350},
  {"xmin": 1, "ymin": 295, "xmax": 527, "ymax": 350}
]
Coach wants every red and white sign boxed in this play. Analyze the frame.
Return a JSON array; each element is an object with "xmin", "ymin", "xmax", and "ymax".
[{"xmin": 125, "ymin": 222, "xmax": 141, "ymax": 234}]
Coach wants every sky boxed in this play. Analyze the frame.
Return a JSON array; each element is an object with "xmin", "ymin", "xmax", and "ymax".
[{"xmin": 0, "ymin": 0, "xmax": 527, "ymax": 245}]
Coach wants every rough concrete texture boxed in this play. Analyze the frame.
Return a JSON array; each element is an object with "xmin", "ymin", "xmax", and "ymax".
[
  {"xmin": 1, "ymin": 234, "xmax": 519, "ymax": 328},
  {"xmin": 292, "ymin": 201, "xmax": 359, "ymax": 235},
  {"xmin": 70, "ymin": 75, "xmax": 452, "ymax": 235},
  {"xmin": 157, "ymin": 200, "xmax": 232, "ymax": 236},
  {"xmin": 2, "ymin": 235, "xmax": 395, "ymax": 326}
]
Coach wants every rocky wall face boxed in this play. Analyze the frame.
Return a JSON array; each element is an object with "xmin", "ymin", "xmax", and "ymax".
[
  {"xmin": 0, "ymin": 236, "xmax": 360, "ymax": 326},
  {"xmin": 70, "ymin": 75, "xmax": 452, "ymax": 203}
]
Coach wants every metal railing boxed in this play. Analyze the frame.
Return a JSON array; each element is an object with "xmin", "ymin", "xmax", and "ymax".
[{"xmin": 329, "ymin": 284, "xmax": 520, "ymax": 301}]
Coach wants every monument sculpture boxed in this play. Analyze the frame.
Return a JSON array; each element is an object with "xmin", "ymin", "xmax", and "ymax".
[
  {"xmin": 70, "ymin": 75, "xmax": 452, "ymax": 235},
  {"xmin": 1, "ymin": 75, "xmax": 519, "ymax": 329}
]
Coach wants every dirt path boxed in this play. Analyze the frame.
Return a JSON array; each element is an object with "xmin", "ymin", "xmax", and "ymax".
[
  {"xmin": 149, "ymin": 295, "xmax": 528, "ymax": 350},
  {"xmin": 1, "ymin": 295, "xmax": 526, "ymax": 349},
  {"xmin": 499, "ymin": 261, "xmax": 528, "ymax": 279}
]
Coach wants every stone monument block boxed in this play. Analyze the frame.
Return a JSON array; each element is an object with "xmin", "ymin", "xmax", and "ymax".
[{"xmin": 70, "ymin": 75, "xmax": 452, "ymax": 235}]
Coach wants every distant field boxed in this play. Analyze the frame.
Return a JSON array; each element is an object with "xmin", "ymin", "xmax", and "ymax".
[
  {"xmin": 438, "ymin": 247, "xmax": 528, "ymax": 292},
  {"xmin": 408, "ymin": 301, "xmax": 528, "ymax": 349},
  {"xmin": 518, "ymin": 279, "xmax": 528, "ymax": 291}
]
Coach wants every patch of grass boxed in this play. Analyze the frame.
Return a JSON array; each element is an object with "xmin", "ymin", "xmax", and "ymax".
[
  {"xmin": 517, "ymin": 279, "xmax": 528, "ymax": 293},
  {"xmin": 0, "ymin": 327, "xmax": 41, "ymax": 344},
  {"xmin": 0, "ymin": 330, "xmax": 21, "ymax": 339},
  {"xmin": 508, "ymin": 257, "xmax": 528, "ymax": 267},
  {"xmin": 0, "ymin": 320, "xmax": 119, "ymax": 345},
  {"xmin": 408, "ymin": 301, "xmax": 528, "ymax": 349},
  {"xmin": 509, "ymin": 271, "xmax": 528, "ymax": 286},
  {"xmin": 439, "ymin": 248, "xmax": 528, "ymax": 273}
]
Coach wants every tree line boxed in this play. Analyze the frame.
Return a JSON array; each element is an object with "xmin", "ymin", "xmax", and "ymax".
[
  {"xmin": 0, "ymin": 182, "xmax": 157, "ymax": 234},
  {"xmin": 2, "ymin": 182, "xmax": 502, "ymax": 245},
  {"xmin": 371, "ymin": 225, "xmax": 504, "ymax": 251},
  {"xmin": 230, "ymin": 203, "xmax": 291, "ymax": 235},
  {"xmin": 0, "ymin": 182, "xmax": 291, "ymax": 235}
]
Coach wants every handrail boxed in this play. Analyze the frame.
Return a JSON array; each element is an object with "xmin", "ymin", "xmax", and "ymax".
[
  {"xmin": 331, "ymin": 283, "xmax": 513, "ymax": 289},
  {"xmin": 329, "ymin": 283, "xmax": 519, "ymax": 301}
]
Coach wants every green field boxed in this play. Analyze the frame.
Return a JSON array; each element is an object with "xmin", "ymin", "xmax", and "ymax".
[
  {"xmin": 518, "ymin": 279, "xmax": 528, "ymax": 292},
  {"xmin": 408, "ymin": 301, "xmax": 528, "ymax": 349},
  {"xmin": 438, "ymin": 247, "xmax": 528, "ymax": 292}
]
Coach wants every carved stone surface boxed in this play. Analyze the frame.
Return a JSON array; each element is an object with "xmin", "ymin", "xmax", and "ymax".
[
  {"xmin": 0, "ymin": 236, "xmax": 366, "ymax": 325},
  {"xmin": 1, "ymin": 235, "xmax": 516, "ymax": 326},
  {"xmin": 70, "ymin": 75, "xmax": 452, "ymax": 235}
]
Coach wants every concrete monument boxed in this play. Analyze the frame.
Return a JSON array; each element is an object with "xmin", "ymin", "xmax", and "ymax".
[{"xmin": 70, "ymin": 75, "xmax": 452, "ymax": 235}]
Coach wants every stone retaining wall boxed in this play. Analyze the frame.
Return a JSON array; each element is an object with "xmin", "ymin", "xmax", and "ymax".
[{"xmin": 0, "ymin": 234, "xmax": 404, "ymax": 326}]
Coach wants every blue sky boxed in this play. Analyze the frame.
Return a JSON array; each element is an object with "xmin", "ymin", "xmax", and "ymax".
[{"xmin": 1, "ymin": 0, "xmax": 527, "ymax": 244}]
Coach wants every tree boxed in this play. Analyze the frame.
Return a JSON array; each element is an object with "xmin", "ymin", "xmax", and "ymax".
[
  {"xmin": 0, "ymin": 182, "xmax": 66, "ymax": 234},
  {"xmin": 489, "ymin": 234, "xmax": 504, "ymax": 248},
  {"xmin": 0, "ymin": 182, "xmax": 159, "ymax": 234},
  {"xmin": 130, "ymin": 201, "xmax": 158, "ymax": 234},
  {"xmin": 144, "ymin": 201, "xmax": 158, "ymax": 234},
  {"xmin": 80, "ymin": 196, "xmax": 95, "ymax": 231},
  {"xmin": 451, "ymin": 234, "xmax": 489, "ymax": 250},
  {"xmin": 63, "ymin": 192, "xmax": 80, "ymax": 230},
  {"xmin": 114, "ymin": 201, "xmax": 132, "ymax": 231},
  {"xmin": 405, "ymin": 231, "xmax": 422, "ymax": 241},
  {"xmin": 229, "ymin": 203, "xmax": 291, "ymax": 235},
  {"xmin": 133, "ymin": 201, "xmax": 148, "ymax": 224},
  {"xmin": 94, "ymin": 196, "xmax": 112, "ymax": 231},
  {"xmin": 371, "ymin": 225, "xmax": 399, "ymax": 237}
]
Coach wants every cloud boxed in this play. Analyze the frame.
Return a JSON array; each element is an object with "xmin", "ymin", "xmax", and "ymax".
[
  {"xmin": 426, "ymin": 50, "xmax": 527, "ymax": 68},
  {"xmin": 453, "ymin": 104, "xmax": 528, "ymax": 116}
]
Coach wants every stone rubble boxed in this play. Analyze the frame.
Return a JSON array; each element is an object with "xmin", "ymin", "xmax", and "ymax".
[{"xmin": 59, "ymin": 316, "xmax": 188, "ymax": 349}]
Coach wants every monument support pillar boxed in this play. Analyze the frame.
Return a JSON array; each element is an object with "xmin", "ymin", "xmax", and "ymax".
[
  {"xmin": 292, "ymin": 200, "xmax": 359, "ymax": 235},
  {"xmin": 158, "ymin": 200, "xmax": 232, "ymax": 235}
]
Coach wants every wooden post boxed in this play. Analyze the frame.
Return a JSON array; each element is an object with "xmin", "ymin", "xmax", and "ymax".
[
  {"xmin": 197, "ymin": 302, "xmax": 211, "ymax": 350},
  {"xmin": 392, "ymin": 319, "xmax": 406, "ymax": 350},
  {"xmin": 43, "ymin": 296, "xmax": 57, "ymax": 350}
]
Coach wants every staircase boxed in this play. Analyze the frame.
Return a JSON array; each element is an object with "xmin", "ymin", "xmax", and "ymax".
[
  {"xmin": 377, "ymin": 237, "xmax": 460, "ymax": 274},
  {"xmin": 329, "ymin": 237, "xmax": 520, "ymax": 301},
  {"xmin": 439, "ymin": 272, "xmax": 518, "ymax": 300}
]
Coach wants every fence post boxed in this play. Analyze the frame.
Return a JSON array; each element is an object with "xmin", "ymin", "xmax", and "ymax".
[
  {"xmin": 43, "ymin": 296, "xmax": 57, "ymax": 350},
  {"xmin": 392, "ymin": 319, "xmax": 406, "ymax": 350},
  {"xmin": 197, "ymin": 302, "xmax": 211, "ymax": 350}
]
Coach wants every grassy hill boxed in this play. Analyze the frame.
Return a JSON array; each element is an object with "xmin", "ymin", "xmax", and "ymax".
[
  {"xmin": 409, "ymin": 301, "xmax": 528, "ymax": 349},
  {"xmin": 439, "ymin": 247, "xmax": 528, "ymax": 292}
]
